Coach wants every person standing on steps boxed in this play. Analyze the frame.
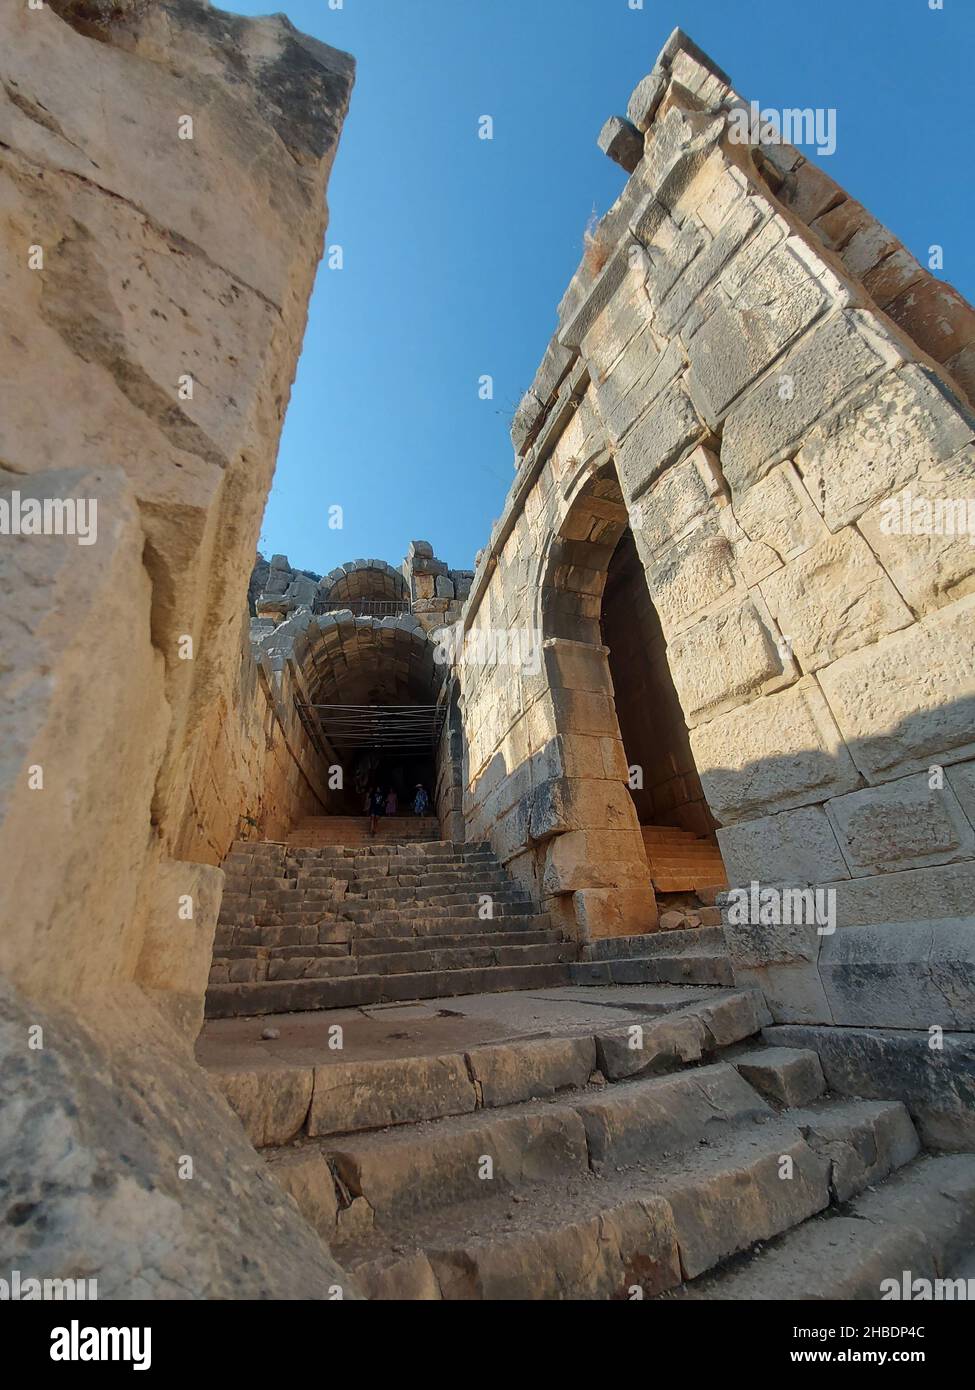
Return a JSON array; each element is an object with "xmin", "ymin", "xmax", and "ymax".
[
  {"xmin": 412, "ymin": 782, "xmax": 429, "ymax": 817},
  {"xmin": 385, "ymin": 786, "xmax": 398, "ymax": 818},
  {"xmin": 369, "ymin": 784, "xmax": 385, "ymax": 836}
]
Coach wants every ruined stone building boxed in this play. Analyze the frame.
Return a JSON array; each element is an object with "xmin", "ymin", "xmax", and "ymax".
[{"xmin": 2, "ymin": 0, "xmax": 974, "ymax": 1302}]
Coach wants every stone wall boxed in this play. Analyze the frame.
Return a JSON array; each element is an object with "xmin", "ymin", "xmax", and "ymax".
[
  {"xmin": 455, "ymin": 28, "xmax": 975, "ymax": 1052},
  {"xmin": 0, "ymin": 1, "xmax": 357, "ymax": 1295}
]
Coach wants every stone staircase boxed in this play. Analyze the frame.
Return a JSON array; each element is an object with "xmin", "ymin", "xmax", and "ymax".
[
  {"xmin": 207, "ymin": 838, "xmax": 577, "ymax": 1019},
  {"xmin": 206, "ymin": 829, "xmax": 739, "ymax": 1019},
  {"xmin": 207, "ymin": 986, "xmax": 975, "ymax": 1300},
  {"xmin": 288, "ymin": 815, "xmax": 440, "ymax": 847},
  {"xmin": 642, "ymin": 825, "xmax": 729, "ymax": 894}
]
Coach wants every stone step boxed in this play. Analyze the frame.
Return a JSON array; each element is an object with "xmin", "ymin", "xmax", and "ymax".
[
  {"xmin": 209, "ymin": 987, "xmax": 767, "ymax": 1148},
  {"xmin": 340, "ymin": 1096, "xmax": 919, "ymax": 1300},
  {"xmin": 218, "ymin": 912, "xmax": 557, "ymax": 947},
  {"xmin": 211, "ymin": 941, "xmax": 577, "ymax": 985},
  {"xmin": 322, "ymin": 1061, "xmax": 768, "ymax": 1225},
  {"xmin": 571, "ymin": 953, "xmax": 734, "ymax": 988},
  {"xmin": 205, "ymin": 961, "xmax": 575, "ymax": 1018},
  {"xmin": 589, "ymin": 928, "xmax": 726, "ymax": 960},
  {"xmin": 652, "ymin": 873, "xmax": 729, "ymax": 893},
  {"xmin": 666, "ymin": 1153, "xmax": 975, "ymax": 1300}
]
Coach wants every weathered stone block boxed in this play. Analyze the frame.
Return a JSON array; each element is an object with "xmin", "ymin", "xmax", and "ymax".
[
  {"xmin": 308, "ymin": 1053, "xmax": 476, "ymax": 1136},
  {"xmin": 615, "ymin": 381, "xmax": 707, "ymax": 501},
  {"xmin": 818, "ymin": 921, "xmax": 975, "ymax": 1030},
  {"xmin": 716, "ymin": 805, "xmax": 849, "ymax": 888},
  {"xmin": 643, "ymin": 520, "xmax": 742, "ymax": 636},
  {"xmin": 797, "ymin": 365, "xmax": 975, "ymax": 530},
  {"xmin": 626, "ymin": 66, "xmax": 668, "ymax": 131},
  {"xmin": 720, "ymin": 311, "xmax": 892, "ymax": 493},
  {"xmin": 857, "ymin": 447, "xmax": 975, "ymax": 615},
  {"xmin": 667, "ymin": 596, "xmax": 796, "ymax": 725},
  {"xmin": 760, "ymin": 527, "xmax": 913, "ymax": 671},
  {"xmin": 825, "ymin": 773, "xmax": 975, "ymax": 876},
  {"xmin": 764, "ymin": 1024, "xmax": 975, "ymax": 1151},
  {"xmin": 734, "ymin": 1046, "xmax": 825, "ymax": 1107},
  {"xmin": 597, "ymin": 115, "xmax": 643, "ymax": 172},
  {"xmin": 686, "ymin": 241, "xmax": 830, "ymax": 420},
  {"xmin": 691, "ymin": 676, "xmax": 862, "ymax": 822},
  {"xmin": 466, "ymin": 1036, "xmax": 595, "ymax": 1107},
  {"xmin": 211, "ymin": 1067, "xmax": 314, "ymax": 1148},
  {"xmin": 817, "ymin": 594, "xmax": 975, "ymax": 783},
  {"xmin": 729, "ymin": 461, "xmax": 828, "ymax": 573}
]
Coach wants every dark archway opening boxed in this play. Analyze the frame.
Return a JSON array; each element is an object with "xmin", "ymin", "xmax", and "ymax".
[{"xmin": 600, "ymin": 527, "xmax": 727, "ymax": 900}]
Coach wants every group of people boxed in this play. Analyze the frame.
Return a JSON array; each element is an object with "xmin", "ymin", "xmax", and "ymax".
[{"xmin": 365, "ymin": 782, "xmax": 430, "ymax": 834}]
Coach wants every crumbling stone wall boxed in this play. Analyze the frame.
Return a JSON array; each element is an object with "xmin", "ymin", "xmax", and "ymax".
[
  {"xmin": 0, "ymin": 1, "xmax": 357, "ymax": 1295},
  {"xmin": 456, "ymin": 28, "xmax": 975, "ymax": 1063}
]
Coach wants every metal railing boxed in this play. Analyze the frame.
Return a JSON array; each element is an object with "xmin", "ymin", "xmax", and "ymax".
[{"xmin": 318, "ymin": 598, "xmax": 411, "ymax": 617}]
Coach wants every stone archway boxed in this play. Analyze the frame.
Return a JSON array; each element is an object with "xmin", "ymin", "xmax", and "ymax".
[
  {"xmin": 314, "ymin": 560, "xmax": 409, "ymax": 617},
  {"xmin": 275, "ymin": 611, "xmax": 445, "ymax": 820},
  {"xmin": 534, "ymin": 462, "xmax": 658, "ymax": 940}
]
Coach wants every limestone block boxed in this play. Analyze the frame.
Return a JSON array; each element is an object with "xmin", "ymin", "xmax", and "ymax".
[
  {"xmin": 885, "ymin": 276, "xmax": 975, "ymax": 367},
  {"xmin": 686, "ymin": 242, "xmax": 830, "ymax": 420},
  {"xmin": 0, "ymin": 984, "xmax": 356, "ymax": 1298},
  {"xmin": 615, "ymin": 381, "xmax": 707, "ymax": 502},
  {"xmin": 632, "ymin": 449, "xmax": 716, "ymax": 555},
  {"xmin": 542, "ymin": 828, "xmax": 651, "ymax": 893},
  {"xmin": 797, "ymin": 365, "xmax": 975, "ymax": 531},
  {"xmin": 822, "ymin": 860, "xmax": 975, "ymax": 931},
  {"xmin": 862, "ymin": 248, "xmax": 926, "ymax": 308},
  {"xmin": 266, "ymin": 1149, "xmax": 339, "ymax": 1239},
  {"xmin": 717, "ymin": 805, "xmax": 849, "ymax": 889},
  {"xmin": 796, "ymin": 1102, "xmax": 920, "ymax": 1203},
  {"xmin": 529, "ymin": 776, "xmax": 638, "ymax": 839},
  {"xmin": 728, "ymin": 462, "xmax": 831, "ymax": 582},
  {"xmin": 720, "ymin": 312, "xmax": 893, "ymax": 494},
  {"xmin": 466, "ymin": 1036, "xmax": 596, "ymax": 1107},
  {"xmin": 643, "ymin": 520, "xmax": 744, "ymax": 637},
  {"xmin": 654, "ymin": 193, "xmax": 764, "ymax": 340},
  {"xmin": 0, "ymin": 466, "xmax": 170, "ymax": 999},
  {"xmin": 212, "ymin": 1067, "xmax": 314, "ymax": 1148},
  {"xmin": 572, "ymin": 886, "xmax": 658, "ymax": 939},
  {"xmin": 817, "ymin": 594, "xmax": 975, "ymax": 783},
  {"xmin": 597, "ymin": 115, "xmax": 643, "ymax": 172},
  {"xmin": 308, "ymin": 1054, "xmax": 476, "ymax": 1136},
  {"xmin": 691, "ymin": 676, "xmax": 862, "ymax": 823},
  {"xmin": 858, "ymin": 447, "xmax": 975, "ymax": 615},
  {"xmin": 136, "ymin": 858, "xmax": 226, "ymax": 1041},
  {"xmin": 627, "ymin": 67, "xmax": 668, "ymax": 131},
  {"xmin": 764, "ymin": 1024, "xmax": 975, "ymax": 1152},
  {"xmin": 667, "ymin": 595, "xmax": 796, "ymax": 726},
  {"xmin": 825, "ymin": 774, "xmax": 975, "ymax": 876},
  {"xmin": 760, "ymin": 527, "xmax": 913, "ymax": 672},
  {"xmin": 819, "ymin": 921, "xmax": 975, "ymax": 1030},
  {"xmin": 734, "ymin": 1047, "xmax": 826, "ymax": 1107},
  {"xmin": 543, "ymin": 637, "xmax": 614, "ymax": 694},
  {"xmin": 595, "ymin": 1013, "xmax": 708, "ymax": 1080}
]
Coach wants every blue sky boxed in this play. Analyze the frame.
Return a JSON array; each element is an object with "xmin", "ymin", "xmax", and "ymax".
[{"xmin": 229, "ymin": 0, "xmax": 974, "ymax": 576}]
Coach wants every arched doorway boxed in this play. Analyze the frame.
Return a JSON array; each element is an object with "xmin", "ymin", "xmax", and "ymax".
[
  {"xmin": 536, "ymin": 459, "xmax": 726, "ymax": 939},
  {"xmin": 290, "ymin": 614, "xmax": 444, "ymax": 821},
  {"xmin": 600, "ymin": 524, "xmax": 728, "ymax": 904}
]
